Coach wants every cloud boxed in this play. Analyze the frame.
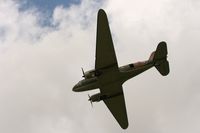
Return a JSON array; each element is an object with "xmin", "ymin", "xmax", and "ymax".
[
  {"xmin": 0, "ymin": 0, "xmax": 103, "ymax": 133},
  {"xmin": 0, "ymin": 0, "xmax": 200, "ymax": 133},
  {"xmin": 104, "ymin": 0, "xmax": 200, "ymax": 133}
]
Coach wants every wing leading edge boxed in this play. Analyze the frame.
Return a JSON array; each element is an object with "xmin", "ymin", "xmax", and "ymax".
[
  {"xmin": 95, "ymin": 9, "xmax": 118, "ymax": 71},
  {"xmin": 100, "ymin": 83, "xmax": 129, "ymax": 129}
]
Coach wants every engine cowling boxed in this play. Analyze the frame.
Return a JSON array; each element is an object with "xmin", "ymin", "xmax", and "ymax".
[
  {"xmin": 88, "ymin": 92, "xmax": 123, "ymax": 104},
  {"xmin": 88, "ymin": 93, "xmax": 108, "ymax": 102},
  {"xmin": 83, "ymin": 69, "xmax": 102, "ymax": 79},
  {"xmin": 84, "ymin": 70, "xmax": 95, "ymax": 79}
]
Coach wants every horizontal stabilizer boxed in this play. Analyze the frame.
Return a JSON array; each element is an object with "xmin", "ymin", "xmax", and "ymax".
[{"xmin": 155, "ymin": 60, "xmax": 169, "ymax": 76}]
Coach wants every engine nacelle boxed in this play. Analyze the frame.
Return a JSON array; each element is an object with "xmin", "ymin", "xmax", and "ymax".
[
  {"xmin": 84, "ymin": 70, "xmax": 96, "ymax": 79},
  {"xmin": 88, "ymin": 93, "xmax": 108, "ymax": 102},
  {"xmin": 83, "ymin": 69, "xmax": 102, "ymax": 79},
  {"xmin": 88, "ymin": 92, "xmax": 123, "ymax": 104}
]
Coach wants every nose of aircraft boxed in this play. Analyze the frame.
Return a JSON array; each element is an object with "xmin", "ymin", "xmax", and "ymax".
[
  {"xmin": 72, "ymin": 84, "xmax": 79, "ymax": 92},
  {"xmin": 72, "ymin": 85, "xmax": 77, "ymax": 92}
]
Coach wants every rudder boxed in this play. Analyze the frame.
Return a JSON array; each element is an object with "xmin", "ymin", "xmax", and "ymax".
[
  {"xmin": 154, "ymin": 41, "xmax": 167, "ymax": 60},
  {"xmin": 154, "ymin": 41, "xmax": 170, "ymax": 76}
]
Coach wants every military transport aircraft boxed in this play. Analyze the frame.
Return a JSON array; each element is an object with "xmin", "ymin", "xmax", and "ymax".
[{"xmin": 73, "ymin": 9, "xmax": 169, "ymax": 129}]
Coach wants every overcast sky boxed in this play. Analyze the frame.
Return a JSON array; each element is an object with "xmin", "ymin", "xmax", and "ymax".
[{"xmin": 0, "ymin": 0, "xmax": 200, "ymax": 133}]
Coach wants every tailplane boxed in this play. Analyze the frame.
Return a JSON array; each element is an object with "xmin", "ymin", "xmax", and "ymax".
[{"xmin": 149, "ymin": 41, "xmax": 170, "ymax": 76}]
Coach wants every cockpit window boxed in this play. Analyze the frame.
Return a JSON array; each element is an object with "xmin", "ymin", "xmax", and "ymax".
[
  {"xmin": 76, "ymin": 78, "xmax": 97, "ymax": 87},
  {"xmin": 78, "ymin": 81, "xmax": 82, "ymax": 85}
]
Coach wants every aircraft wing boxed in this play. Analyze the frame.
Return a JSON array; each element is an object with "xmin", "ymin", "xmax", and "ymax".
[
  {"xmin": 100, "ymin": 83, "xmax": 129, "ymax": 129},
  {"xmin": 95, "ymin": 9, "xmax": 118, "ymax": 71}
]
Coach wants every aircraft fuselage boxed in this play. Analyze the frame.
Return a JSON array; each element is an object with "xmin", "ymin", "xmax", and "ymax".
[{"xmin": 73, "ymin": 60, "xmax": 154, "ymax": 92}]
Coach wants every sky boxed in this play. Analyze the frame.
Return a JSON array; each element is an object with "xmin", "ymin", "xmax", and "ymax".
[
  {"xmin": 18, "ymin": 0, "xmax": 81, "ymax": 26},
  {"xmin": 20, "ymin": 0, "xmax": 80, "ymax": 11},
  {"xmin": 0, "ymin": 0, "xmax": 200, "ymax": 133}
]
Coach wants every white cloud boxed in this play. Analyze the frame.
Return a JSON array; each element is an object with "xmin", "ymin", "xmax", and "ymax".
[
  {"xmin": 0, "ymin": 0, "xmax": 102, "ymax": 133},
  {"xmin": 104, "ymin": 0, "xmax": 200, "ymax": 133},
  {"xmin": 0, "ymin": 0, "xmax": 200, "ymax": 133}
]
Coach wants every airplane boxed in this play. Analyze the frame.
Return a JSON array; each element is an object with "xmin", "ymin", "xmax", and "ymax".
[{"xmin": 72, "ymin": 9, "xmax": 170, "ymax": 129}]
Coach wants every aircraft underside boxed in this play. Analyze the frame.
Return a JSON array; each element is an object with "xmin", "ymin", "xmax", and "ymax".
[{"xmin": 73, "ymin": 9, "xmax": 169, "ymax": 129}]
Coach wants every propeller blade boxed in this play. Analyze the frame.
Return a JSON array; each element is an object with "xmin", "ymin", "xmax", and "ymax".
[
  {"xmin": 88, "ymin": 94, "xmax": 91, "ymax": 99},
  {"xmin": 81, "ymin": 68, "xmax": 85, "ymax": 77},
  {"xmin": 88, "ymin": 94, "xmax": 93, "ymax": 108},
  {"xmin": 90, "ymin": 101, "xmax": 93, "ymax": 107}
]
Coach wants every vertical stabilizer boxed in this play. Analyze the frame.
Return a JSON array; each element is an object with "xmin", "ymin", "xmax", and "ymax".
[{"xmin": 153, "ymin": 41, "xmax": 170, "ymax": 76}]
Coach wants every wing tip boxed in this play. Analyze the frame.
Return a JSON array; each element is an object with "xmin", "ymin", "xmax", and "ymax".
[
  {"xmin": 119, "ymin": 113, "xmax": 129, "ymax": 129},
  {"xmin": 119, "ymin": 110, "xmax": 129, "ymax": 129},
  {"xmin": 98, "ymin": 9, "xmax": 105, "ymax": 13},
  {"xmin": 121, "ymin": 122, "xmax": 129, "ymax": 129},
  {"xmin": 98, "ymin": 9, "xmax": 106, "ymax": 16}
]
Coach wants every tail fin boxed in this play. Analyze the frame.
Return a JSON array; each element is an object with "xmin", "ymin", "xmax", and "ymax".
[{"xmin": 153, "ymin": 41, "xmax": 170, "ymax": 76}]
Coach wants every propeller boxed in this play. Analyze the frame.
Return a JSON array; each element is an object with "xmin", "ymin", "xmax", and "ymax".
[
  {"xmin": 88, "ymin": 94, "xmax": 93, "ymax": 107},
  {"xmin": 81, "ymin": 68, "xmax": 85, "ymax": 78}
]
